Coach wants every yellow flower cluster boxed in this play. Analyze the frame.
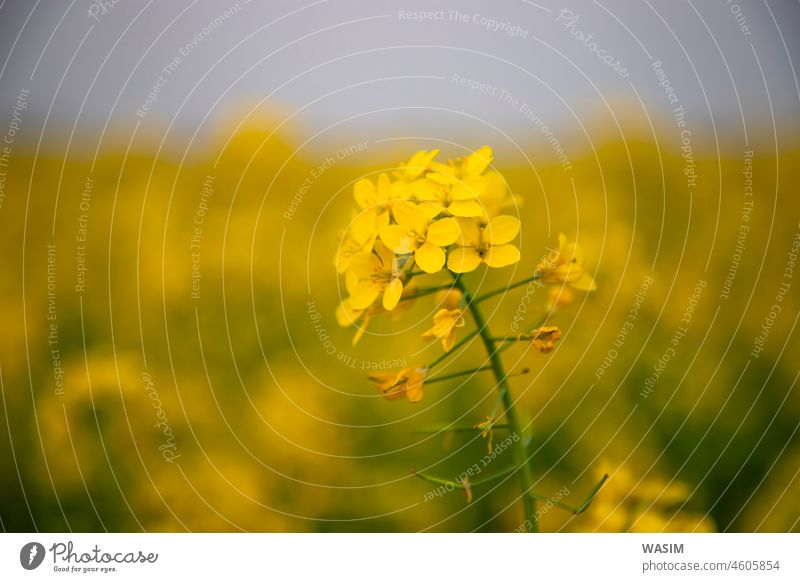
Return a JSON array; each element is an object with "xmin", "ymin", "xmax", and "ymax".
[{"xmin": 336, "ymin": 146, "xmax": 520, "ymax": 339}]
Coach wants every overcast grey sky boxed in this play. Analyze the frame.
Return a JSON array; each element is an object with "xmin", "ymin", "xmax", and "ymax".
[{"xmin": 1, "ymin": 0, "xmax": 798, "ymax": 158}]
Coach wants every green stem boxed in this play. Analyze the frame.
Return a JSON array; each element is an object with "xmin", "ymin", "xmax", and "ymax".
[
  {"xmin": 427, "ymin": 330, "xmax": 479, "ymax": 371},
  {"xmin": 474, "ymin": 273, "xmax": 542, "ymax": 304},
  {"xmin": 451, "ymin": 274, "xmax": 540, "ymax": 532},
  {"xmin": 426, "ymin": 365, "xmax": 493, "ymax": 384}
]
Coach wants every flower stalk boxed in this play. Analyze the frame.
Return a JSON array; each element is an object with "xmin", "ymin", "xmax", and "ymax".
[{"xmin": 452, "ymin": 274, "xmax": 541, "ymax": 532}]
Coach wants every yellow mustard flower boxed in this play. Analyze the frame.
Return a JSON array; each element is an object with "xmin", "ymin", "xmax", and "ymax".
[
  {"xmin": 538, "ymin": 233, "xmax": 597, "ymax": 291},
  {"xmin": 422, "ymin": 308, "xmax": 465, "ymax": 352},
  {"xmin": 353, "ymin": 172, "xmax": 393, "ymax": 212},
  {"xmin": 447, "ymin": 215, "xmax": 521, "ymax": 273},
  {"xmin": 528, "ymin": 326, "xmax": 562, "ymax": 353},
  {"xmin": 335, "ymin": 207, "xmax": 389, "ymax": 273},
  {"xmin": 345, "ymin": 240, "xmax": 407, "ymax": 311},
  {"xmin": 368, "ymin": 366, "xmax": 428, "ymax": 403},
  {"xmin": 379, "ymin": 201, "xmax": 459, "ymax": 273},
  {"xmin": 395, "ymin": 149, "xmax": 440, "ymax": 182}
]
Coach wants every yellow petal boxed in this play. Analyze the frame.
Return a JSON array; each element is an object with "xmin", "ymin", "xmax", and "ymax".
[
  {"xmin": 426, "ymin": 217, "xmax": 459, "ymax": 246},
  {"xmin": 558, "ymin": 233, "xmax": 568, "ymax": 254},
  {"xmin": 383, "ymin": 278, "xmax": 403, "ymax": 310},
  {"xmin": 463, "ymin": 146, "xmax": 493, "ymax": 177},
  {"xmin": 350, "ymin": 281, "xmax": 381, "ymax": 309},
  {"xmin": 345, "ymin": 269, "xmax": 360, "ymax": 294},
  {"xmin": 448, "ymin": 200, "xmax": 485, "ymax": 218},
  {"xmin": 335, "ymin": 300, "xmax": 362, "ymax": 326},
  {"xmin": 417, "ymin": 200, "xmax": 443, "ymax": 219},
  {"xmin": 353, "ymin": 178, "xmax": 375, "ymax": 208},
  {"xmin": 572, "ymin": 271, "xmax": 597, "ymax": 291},
  {"xmin": 485, "ymin": 244, "xmax": 520, "ymax": 268},
  {"xmin": 485, "ymin": 215, "xmax": 520, "ymax": 245},
  {"xmin": 452, "ymin": 177, "xmax": 486, "ymax": 200},
  {"xmin": 392, "ymin": 200, "xmax": 428, "ymax": 233},
  {"xmin": 405, "ymin": 369, "xmax": 426, "ymax": 403},
  {"xmin": 447, "ymin": 246, "xmax": 482, "ymax": 273},
  {"xmin": 348, "ymin": 252, "xmax": 380, "ymax": 278},
  {"xmin": 379, "ymin": 224, "xmax": 415, "ymax": 254},
  {"xmin": 376, "ymin": 173, "xmax": 391, "ymax": 202},
  {"xmin": 455, "ymin": 217, "xmax": 482, "ymax": 247},
  {"xmin": 349, "ymin": 208, "xmax": 378, "ymax": 245},
  {"xmin": 415, "ymin": 241, "xmax": 446, "ymax": 273},
  {"xmin": 409, "ymin": 179, "xmax": 441, "ymax": 201}
]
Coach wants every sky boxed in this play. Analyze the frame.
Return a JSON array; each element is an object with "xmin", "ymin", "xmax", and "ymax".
[{"xmin": 0, "ymin": 0, "xmax": 798, "ymax": 158}]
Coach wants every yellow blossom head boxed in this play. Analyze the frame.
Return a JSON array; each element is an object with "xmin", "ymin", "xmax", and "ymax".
[
  {"xmin": 538, "ymin": 233, "xmax": 597, "ymax": 291},
  {"xmin": 422, "ymin": 308, "xmax": 465, "ymax": 352}
]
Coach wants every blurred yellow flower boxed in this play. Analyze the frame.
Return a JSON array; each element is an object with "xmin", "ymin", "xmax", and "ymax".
[
  {"xmin": 422, "ymin": 308, "xmax": 465, "ymax": 352},
  {"xmin": 395, "ymin": 149, "xmax": 440, "ymax": 181},
  {"xmin": 447, "ymin": 215, "xmax": 521, "ymax": 273},
  {"xmin": 369, "ymin": 366, "xmax": 428, "ymax": 403},
  {"xmin": 335, "ymin": 208, "xmax": 389, "ymax": 273},
  {"xmin": 353, "ymin": 172, "xmax": 394, "ymax": 212},
  {"xmin": 546, "ymin": 286, "xmax": 574, "ymax": 311},
  {"xmin": 346, "ymin": 240, "xmax": 406, "ymax": 311},
  {"xmin": 379, "ymin": 201, "xmax": 459, "ymax": 273},
  {"xmin": 538, "ymin": 233, "xmax": 597, "ymax": 291}
]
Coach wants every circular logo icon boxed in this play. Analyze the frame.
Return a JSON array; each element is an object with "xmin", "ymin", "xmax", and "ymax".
[{"xmin": 20, "ymin": 542, "xmax": 46, "ymax": 570}]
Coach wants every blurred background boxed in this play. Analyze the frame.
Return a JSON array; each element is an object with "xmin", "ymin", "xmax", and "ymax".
[{"xmin": 0, "ymin": 0, "xmax": 798, "ymax": 532}]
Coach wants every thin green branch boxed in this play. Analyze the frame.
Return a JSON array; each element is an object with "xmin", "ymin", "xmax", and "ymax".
[
  {"xmin": 427, "ymin": 329, "xmax": 479, "ymax": 371},
  {"xmin": 413, "ymin": 465, "xmax": 516, "ymax": 489},
  {"xmin": 474, "ymin": 273, "xmax": 542, "ymax": 304},
  {"xmin": 426, "ymin": 365, "xmax": 493, "ymax": 384}
]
